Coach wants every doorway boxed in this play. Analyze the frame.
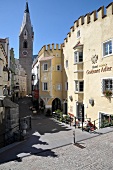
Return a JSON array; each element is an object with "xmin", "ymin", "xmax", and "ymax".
[
  {"xmin": 52, "ymin": 98, "xmax": 61, "ymax": 112},
  {"xmin": 76, "ymin": 102, "xmax": 84, "ymax": 122}
]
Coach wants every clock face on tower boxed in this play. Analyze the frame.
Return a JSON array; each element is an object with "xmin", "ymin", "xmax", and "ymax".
[{"xmin": 22, "ymin": 51, "xmax": 28, "ymax": 56}]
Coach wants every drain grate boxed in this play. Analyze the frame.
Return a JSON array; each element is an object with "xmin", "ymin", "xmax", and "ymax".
[{"xmin": 74, "ymin": 143, "xmax": 86, "ymax": 149}]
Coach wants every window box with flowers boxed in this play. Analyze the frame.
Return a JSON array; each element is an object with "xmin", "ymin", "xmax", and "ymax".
[
  {"xmin": 101, "ymin": 78, "xmax": 113, "ymax": 98},
  {"xmin": 103, "ymin": 90, "xmax": 112, "ymax": 98}
]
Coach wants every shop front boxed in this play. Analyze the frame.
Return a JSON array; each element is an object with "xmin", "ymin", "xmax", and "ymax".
[{"xmin": 99, "ymin": 112, "xmax": 113, "ymax": 128}]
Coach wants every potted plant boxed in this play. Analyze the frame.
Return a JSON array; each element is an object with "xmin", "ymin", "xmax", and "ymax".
[{"xmin": 103, "ymin": 90, "xmax": 112, "ymax": 97}]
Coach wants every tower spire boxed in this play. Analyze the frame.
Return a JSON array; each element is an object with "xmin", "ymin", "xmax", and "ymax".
[
  {"xmin": 19, "ymin": 0, "xmax": 32, "ymax": 35},
  {"xmin": 25, "ymin": 0, "xmax": 29, "ymax": 13},
  {"xmin": 19, "ymin": 0, "xmax": 34, "ymax": 95}
]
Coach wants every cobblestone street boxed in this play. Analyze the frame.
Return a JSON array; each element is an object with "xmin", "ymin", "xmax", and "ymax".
[
  {"xmin": 1, "ymin": 131, "xmax": 113, "ymax": 170},
  {"xmin": 0, "ymin": 97, "xmax": 113, "ymax": 169}
]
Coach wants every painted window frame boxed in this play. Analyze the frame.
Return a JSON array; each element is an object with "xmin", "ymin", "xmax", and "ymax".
[
  {"xmin": 102, "ymin": 39, "xmax": 113, "ymax": 57},
  {"xmin": 42, "ymin": 82, "xmax": 48, "ymax": 91},
  {"xmin": 74, "ymin": 51, "xmax": 83, "ymax": 64},
  {"xmin": 75, "ymin": 80, "xmax": 84, "ymax": 92},
  {"xmin": 65, "ymin": 82, "xmax": 68, "ymax": 91},
  {"xmin": 56, "ymin": 64, "xmax": 61, "ymax": 71},
  {"xmin": 101, "ymin": 77, "xmax": 113, "ymax": 96},
  {"xmin": 43, "ymin": 63, "xmax": 48, "ymax": 71},
  {"xmin": 77, "ymin": 30, "xmax": 80, "ymax": 38},
  {"xmin": 66, "ymin": 60, "xmax": 68, "ymax": 68}
]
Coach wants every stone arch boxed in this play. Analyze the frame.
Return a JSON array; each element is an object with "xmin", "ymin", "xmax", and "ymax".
[
  {"xmin": 39, "ymin": 98, "xmax": 46, "ymax": 108},
  {"xmin": 52, "ymin": 98, "xmax": 61, "ymax": 112}
]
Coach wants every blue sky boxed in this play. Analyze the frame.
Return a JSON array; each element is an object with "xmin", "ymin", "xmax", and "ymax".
[{"xmin": 0, "ymin": 0, "xmax": 112, "ymax": 58}]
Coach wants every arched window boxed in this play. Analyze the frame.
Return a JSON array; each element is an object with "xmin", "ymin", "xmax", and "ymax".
[
  {"xmin": 23, "ymin": 41, "xmax": 28, "ymax": 48},
  {"xmin": 24, "ymin": 31, "xmax": 26, "ymax": 36}
]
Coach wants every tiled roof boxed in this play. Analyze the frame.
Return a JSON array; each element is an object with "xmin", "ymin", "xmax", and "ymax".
[{"xmin": 73, "ymin": 41, "xmax": 83, "ymax": 49}]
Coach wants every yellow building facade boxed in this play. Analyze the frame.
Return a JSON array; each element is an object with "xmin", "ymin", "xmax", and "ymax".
[
  {"xmin": 63, "ymin": 2, "xmax": 113, "ymax": 128},
  {"xmin": 38, "ymin": 44, "xmax": 67, "ymax": 113}
]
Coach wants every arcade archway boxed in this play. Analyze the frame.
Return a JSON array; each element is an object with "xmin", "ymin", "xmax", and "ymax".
[{"xmin": 52, "ymin": 98, "xmax": 61, "ymax": 112}]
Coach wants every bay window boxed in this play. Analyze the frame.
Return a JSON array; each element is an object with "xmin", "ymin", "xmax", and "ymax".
[
  {"xmin": 75, "ymin": 80, "xmax": 84, "ymax": 92},
  {"xmin": 74, "ymin": 51, "xmax": 83, "ymax": 64}
]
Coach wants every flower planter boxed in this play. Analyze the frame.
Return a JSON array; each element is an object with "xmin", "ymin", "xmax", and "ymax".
[{"xmin": 103, "ymin": 90, "xmax": 112, "ymax": 98}]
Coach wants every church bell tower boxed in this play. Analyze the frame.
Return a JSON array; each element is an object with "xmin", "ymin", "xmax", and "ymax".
[{"xmin": 19, "ymin": 1, "xmax": 34, "ymax": 94}]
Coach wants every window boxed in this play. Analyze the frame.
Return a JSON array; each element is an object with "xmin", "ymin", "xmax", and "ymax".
[
  {"xmin": 56, "ymin": 65, "xmax": 61, "ymax": 71},
  {"xmin": 57, "ymin": 84, "xmax": 62, "ymax": 90},
  {"xmin": 75, "ymin": 81, "xmax": 84, "ymax": 92},
  {"xmin": 99, "ymin": 112, "xmax": 113, "ymax": 128},
  {"xmin": 77, "ymin": 30, "xmax": 80, "ymax": 38},
  {"xmin": 43, "ymin": 63, "xmax": 48, "ymax": 71},
  {"xmin": 75, "ymin": 81, "xmax": 78, "ymax": 91},
  {"xmin": 23, "ymin": 30, "xmax": 27, "ymax": 36},
  {"xmin": 102, "ymin": 78, "xmax": 113, "ymax": 94},
  {"xmin": 23, "ymin": 41, "xmax": 28, "ymax": 48},
  {"xmin": 103, "ymin": 40, "xmax": 112, "ymax": 57},
  {"xmin": 66, "ymin": 60, "xmax": 68, "ymax": 68},
  {"xmin": 65, "ymin": 82, "xmax": 68, "ymax": 91},
  {"xmin": 43, "ymin": 82, "xmax": 48, "ymax": 91},
  {"xmin": 74, "ymin": 51, "xmax": 83, "ymax": 63}
]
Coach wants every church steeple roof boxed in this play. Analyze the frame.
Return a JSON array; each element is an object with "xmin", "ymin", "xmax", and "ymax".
[
  {"xmin": 25, "ymin": 2, "xmax": 29, "ymax": 13},
  {"xmin": 19, "ymin": 1, "xmax": 33, "ymax": 36}
]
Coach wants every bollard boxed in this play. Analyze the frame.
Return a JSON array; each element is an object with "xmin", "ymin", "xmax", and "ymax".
[
  {"xmin": 82, "ymin": 121, "xmax": 83, "ymax": 131},
  {"xmin": 70, "ymin": 116, "xmax": 71, "ymax": 126},
  {"xmin": 75, "ymin": 117, "xmax": 76, "ymax": 129},
  {"xmin": 73, "ymin": 130, "xmax": 75, "ymax": 144},
  {"xmin": 94, "ymin": 120, "xmax": 95, "ymax": 130}
]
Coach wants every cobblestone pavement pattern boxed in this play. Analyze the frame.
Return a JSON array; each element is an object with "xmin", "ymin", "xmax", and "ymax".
[
  {"xmin": 0, "ymin": 132, "xmax": 113, "ymax": 170},
  {"xmin": 0, "ymin": 97, "xmax": 113, "ymax": 169}
]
